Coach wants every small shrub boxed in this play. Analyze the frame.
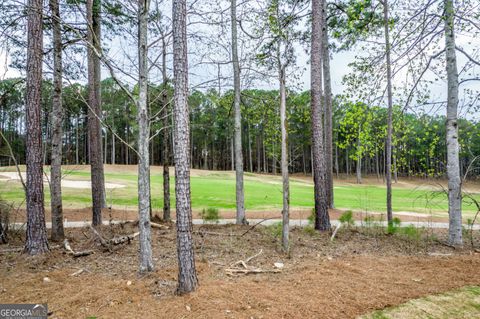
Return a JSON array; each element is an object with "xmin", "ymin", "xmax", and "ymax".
[
  {"xmin": 199, "ymin": 208, "xmax": 220, "ymax": 223},
  {"xmin": 387, "ymin": 217, "xmax": 402, "ymax": 234},
  {"xmin": 339, "ymin": 210, "xmax": 354, "ymax": 226},
  {"xmin": 265, "ymin": 222, "xmax": 282, "ymax": 238},
  {"xmin": 364, "ymin": 215, "xmax": 375, "ymax": 227},
  {"xmin": 303, "ymin": 225, "xmax": 317, "ymax": 236},
  {"xmin": 308, "ymin": 208, "xmax": 315, "ymax": 225},
  {"xmin": 399, "ymin": 224, "xmax": 422, "ymax": 241}
]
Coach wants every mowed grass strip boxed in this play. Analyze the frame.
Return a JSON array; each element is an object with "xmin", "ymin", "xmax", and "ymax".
[
  {"xmin": 0, "ymin": 166, "xmax": 479, "ymax": 217},
  {"xmin": 361, "ymin": 286, "xmax": 480, "ymax": 319}
]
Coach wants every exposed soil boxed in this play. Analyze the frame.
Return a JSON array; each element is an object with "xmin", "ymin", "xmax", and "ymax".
[
  {"xmin": 1, "ymin": 223, "xmax": 479, "ymax": 318},
  {"xmin": 8, "ymin": 207, "xmax": 451, "ymax": 225}
]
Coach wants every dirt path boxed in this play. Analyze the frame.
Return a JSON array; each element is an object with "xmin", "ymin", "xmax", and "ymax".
[{"xmin": 8, "ymin": 207, "xmax": 451, "ymax": 225}]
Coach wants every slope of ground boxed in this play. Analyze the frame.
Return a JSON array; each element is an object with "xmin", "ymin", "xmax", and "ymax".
[{"xmin": 1, "ymin": 223, "xmax": 479, "ymax": 318}]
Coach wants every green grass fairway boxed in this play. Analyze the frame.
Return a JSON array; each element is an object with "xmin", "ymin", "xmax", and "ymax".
[{"xmin": 1, "ymin": 165, "xmax": 479, "ymax": 218}]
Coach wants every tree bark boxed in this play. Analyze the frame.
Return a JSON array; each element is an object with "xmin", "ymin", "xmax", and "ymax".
[
  {"xmin": 87, "ymin": 0, "xmax": 106, "ymax": 226},
  {"xmin": 444, "ymin": 0, "xmax": 462, "ymax": 246},
  {"xmin": 137, "ymin": 0, "xmax": 153, "ymax": 273},
  {"xmin": 161, "ymin": 36, "xmax": 171, "ymax": 222},
  {"xmin": 25, "ymin": 0, "xmax": 49, "ymax": 254},
  {"xmin": 173, "ymin": 0, "xmax": 198, "ymax": 294},
  {"xmin": 311, "ymin": 0, "xmax": 330, "ymax": 231},
  {"xmin": 356, "ymin": 130, "xmax": 362, "ymax": 184},
  {"xmin": 231, "ymin": 0, "xmax": 246, "ymax": 225},
  {"xmin": 279, "ymin": 66, "xmax": 289, "ymax": 252},
  {"xmin": 321, "ymin": 0, "xmax": 334, "ymax": 209},
  {"xmin": 49, "ymin": 0, "xmax": 64, "ymax": 241},
  {"xmin": 383, "ymin": 0, "xmax": 394, "ymax": 225}
]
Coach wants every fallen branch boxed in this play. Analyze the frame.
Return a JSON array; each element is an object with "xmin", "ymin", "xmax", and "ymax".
[
  {"xmin": 225, "ymin": 268, "xmax": 281, "ymax": 275},
  {"xmin": 88, "ymin": 224, "xmax": 111, "ymax": 250},
  {"xmin": 150, "ymin": 222, "xmax": 169, "ymax": 230},
  {"xmin": 231, "ymin": 249, "xmax": 263, "ymax": 267},
  {"xmin": 240, "ymin": 218, "xmax": 277, "ymax": 237},
  {"xmin": 330, "ymin": 223, "xmax": 342, "ymax": 241},
  {"xmin": 109, "ymin": 232, "xmax": 139, "ymax": 245},
  {"xmin": 194, "ymin": 230, "xmax": 238, "ymax": 237},
  {"xmin": 70, "ymin": 269, "xmax": 85, "ymax": 277},
  {"xmin": 63, "ymin": 239, "xmax": 94, "ymax": 258}
]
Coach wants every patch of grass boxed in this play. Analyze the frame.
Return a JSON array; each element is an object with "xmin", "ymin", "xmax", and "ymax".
[
  {"xmin": 265, "ymin": 222, "xmax": 282, "ymax": 238},
  {"xmin": 2, "ymin": 166, "xmax": 480, "ymax": 217},
  {"xmin": 387, "ymin": 217, "xmax": 402, "ymax": 234},
  {"xmin": 361, "ymin": 286, "xmax": 480, "ymax": 319},
  {"xmin": 199, "ymin": 208, "xmax": 221, "ymax": 223}
]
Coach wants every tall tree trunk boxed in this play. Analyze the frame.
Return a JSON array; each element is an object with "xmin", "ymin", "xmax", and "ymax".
[
  {"xmin": 25, "ymin": 0, "xmax": 49, "ymax": 254},
  {"xmin": 356, "ymin": 132, "xmax": 362, "ymax": 184},
  {"xmin": 230, "ymin": 137, "xmax": 234, "ymax": 170},
  {"xmin": 383, "ymin": 0, "xmax": 394, "ymax": 225},
  {"xmin": 111, "ymin": 118, "xmax": 115, "ymax": 164},
  {"xmin": 137, "ymin": 0, "xmax": 153, "ymax": 273},
  {"xmin": 444, "ymin": 0, "xmax": 462, "ymax": 246},
  {"xmin": 321, "ymin": 0, "xmax": 334, "ymax": 209},
  {"xmin": 231, "ymin": 0, "xmax": 246, "ymax": 224},
  {"xmin": 173, "ymin": 0, "xmax": 198, "ymax": 294},
  {"xmin": 162, "ymin": 37, "xmax": 171, "ymax": 222},
  {"xmin": 87, "ymin": 0, "xmax": 106, "ymax": 226},
  {"xmin": 279, "ymin": 66, "xmax": 289, "ymax": 252},
  {"xmin": 248, "ymin": 122, "xmax": 253, "ymax": 172},
  {"xmin": 75, "ymin": 115, "xmax": 80, "ymax": 164},
  {"xmin": 311, "ymin": 0, "xmax": 330, "ymax": 231},
  {"xmin": 49, "ymin": 0, "xmax": 64, "ymax": 242},
  {"xmin": 256, "ymin": 136, "xmax": 261, "ymax": 173}
]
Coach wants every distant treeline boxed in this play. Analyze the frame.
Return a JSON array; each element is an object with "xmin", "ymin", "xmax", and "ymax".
[{"xmin": 1, "ymin": 77, "xmax": 479, "ymax": 180}]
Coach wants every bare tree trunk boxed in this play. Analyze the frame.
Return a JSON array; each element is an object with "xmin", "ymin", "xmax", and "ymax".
[
  {"xmin": 335, "ymin": 138, "xmax": 339, "ymax": 178},
  {"xmin": 279, "ymin": 66, "xmax": 289, "ymax": 252},
  {"xmin": 230, "ymin": 137, "xmax": 234, "ymax": 170},
  {"xmin": 137, "ymin": 0, "xmax": 153, "ymax": 273},
  {"xmin": 346, "ymin": 148, "xmax": 349, "ymax": 176},
  {"xmin": 321, "ymin": 0, "xmax": 334, "ymax": 209},
  {"xmin": 248, "ymin": 122, "xmax": 253, "ymax": 172},
  {"xmin": 356, "ymin": 131, "xmax": 362, "ymax": 184},
  {"xmin": 173, "ymin": 0, "xmax": 198, "ymax": 294},
  {"xmin": 161, "ymin": 37, "xmax": 171, "ymax": 222},
  {"xmin": 444, "ymin": 0, "xmax": 462, "ymax": 246},
  {"xmin": 87, "ymin": 0, "xmax": 106, "ymax": 226},
  {"xmin": 49, "ymin": 0, "xmax": 64, "ymax": 242},
  {"xmin": 383, "ymin": 0, "xmax": 393, "ymax": 225},
  {"xmin": 111, "ymin": 118, "xmax": 115, "ymax": 164},
  {"xmin": 76, "ymin": 116, "xmax": 80, "ymax": 164},
  {"xmin": 25, "ymin": 0, "xmax": 49, "ymax": 254},
  {"xmin": 231, "ymin": 0, "xmax": 246, "ymax": 224},
  {"xmin": 311, "ymin": 0, "xmax": 330, "ymax": 231},
  {"xmin": 257, "ymin": 136, "xmax": 261, "ymax": 173}
]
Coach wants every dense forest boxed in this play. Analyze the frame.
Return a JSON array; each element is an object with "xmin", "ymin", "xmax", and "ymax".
[{"xmin": 2, "ymin": 78, "xmax": 479, "ymax": 180}]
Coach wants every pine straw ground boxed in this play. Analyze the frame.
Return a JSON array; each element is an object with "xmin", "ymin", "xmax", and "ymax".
[{"xmin": 1, "ymin": 221, "xmax": 480, "ymax": 319}]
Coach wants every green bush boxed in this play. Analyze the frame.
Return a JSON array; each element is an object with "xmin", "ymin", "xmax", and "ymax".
[
  {"xmin": 387, "ymin": 217, "xmax": 402, "ymax": 234},
  {"xmin": 399, "ymin": 224, "xmax": 422, "ymax": 241},
  {"xmin": 339, "ymin": 210, "xmax": 354, "ymax": 226},
  {"xmin": 199, "ymin": 207, "xmax": 220, "ymax": 223}
]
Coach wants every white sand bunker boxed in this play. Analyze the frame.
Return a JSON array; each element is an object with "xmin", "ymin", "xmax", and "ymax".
[{"xmin": 0, "ymin": 172, "xmax": 125, "ymax": 189}]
